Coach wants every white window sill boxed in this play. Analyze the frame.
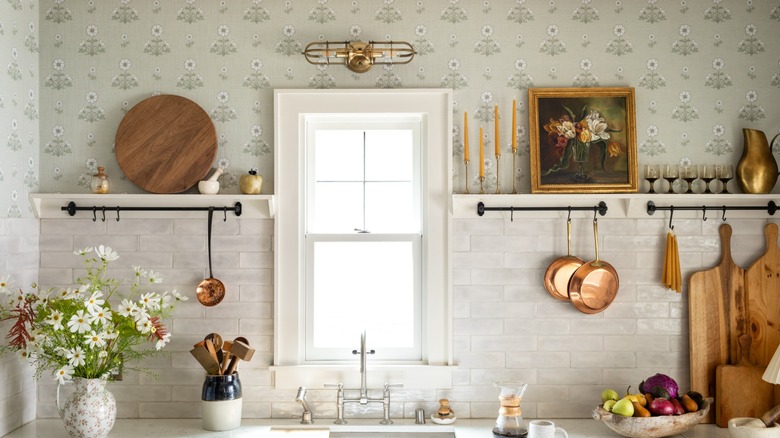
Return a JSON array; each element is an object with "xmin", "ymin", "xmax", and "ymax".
[{"xmin": 271, "ymin": 364, "xmax": 455, "ymax": 390}]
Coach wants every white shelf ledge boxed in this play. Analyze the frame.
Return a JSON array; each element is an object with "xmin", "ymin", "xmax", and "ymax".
[
  {"xmin": 453, "ymin": 193, "xmax": 780, "ymax": 220},
  {"xmin": 29, "ymin": 193, "xmax": 275, "ymax": 219}
]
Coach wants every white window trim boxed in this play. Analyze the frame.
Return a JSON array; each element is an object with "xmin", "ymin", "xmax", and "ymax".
[{"xmin": 272, "ymin": 89, "xmax": 454, "ymax": 389}]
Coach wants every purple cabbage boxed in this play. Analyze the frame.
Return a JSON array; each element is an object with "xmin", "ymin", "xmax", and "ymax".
[{"xmin": 639, "ymin": 373, "xmax": 679, "ymax": 399}]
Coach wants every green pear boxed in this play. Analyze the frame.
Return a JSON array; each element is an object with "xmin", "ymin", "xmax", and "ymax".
[
  {"xmin": 612, "ymin": 397, "xmax": 635, "ymax": 417},
  {"xmin": 603, "ymin": 400, "xmax": 617, "ymax": 412},
  {"xmin": 601, "ymin": 388, "xmax": 619, "ymax": 403}
]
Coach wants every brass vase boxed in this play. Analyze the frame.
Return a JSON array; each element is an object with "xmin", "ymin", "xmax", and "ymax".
[{"xmin": 737, "ymin": 128, "xmax": 780, "ymax": 194}]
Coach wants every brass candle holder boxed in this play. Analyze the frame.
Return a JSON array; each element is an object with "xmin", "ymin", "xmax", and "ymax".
[
  {"xmin": 495, "ymin": 154, "xmax": 501, "ymax": 194},
  {"xmin": 464, "ymin": 160, "xmax": 470, "ymax": 194}
]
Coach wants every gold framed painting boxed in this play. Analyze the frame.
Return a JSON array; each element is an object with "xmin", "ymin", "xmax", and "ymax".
[{"xmin": 528, "ymin": 87, "xmax": 638, "ymax": 193}]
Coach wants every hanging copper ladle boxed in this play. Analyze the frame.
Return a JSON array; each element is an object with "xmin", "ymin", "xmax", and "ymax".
[{"xmin": 197, "ymin": 207, "xmax": 225, "ymax": 306}]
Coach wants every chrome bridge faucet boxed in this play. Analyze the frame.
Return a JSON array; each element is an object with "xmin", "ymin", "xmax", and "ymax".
[{"xmin": 325, "ymin": 331, "xmax": 403, "ymax": 424}]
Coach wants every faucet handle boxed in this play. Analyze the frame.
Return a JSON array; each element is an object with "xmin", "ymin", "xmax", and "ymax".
[
  {"xmin": 384, "ymin": 383, "xmax": 404, "ymax": 389},
  {"xmin": 324, "ymin": 383, "xmax": 343, "ymax": 389}
]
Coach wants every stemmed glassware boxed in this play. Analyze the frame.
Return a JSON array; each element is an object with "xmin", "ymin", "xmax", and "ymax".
[
  {"xmin": 718, "ymin": 164, "xmax": 733, "ymax": 194},
  {"xmin": 663, "ymin": 164, "xmax": 679, "ymax": 194},
  {"xmin": 700, "ymin": 164, "xmax": 716, "ymax": 194},
  {"xmin": 644, "ymin": 164, "xmax": 659, "ymax": 194},
  {"xmin": 681, "ymin": 165, "xmax": 698, "ymax": 194}
]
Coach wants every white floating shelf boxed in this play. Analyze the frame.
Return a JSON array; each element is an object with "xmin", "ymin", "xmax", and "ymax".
[
  {"xmin": 453, "ymin": 193, "xmax": 780, "ymax": 220},
  {"xmin": 29, "ymin": 193, "xmax": 275, "ymax": 219}
]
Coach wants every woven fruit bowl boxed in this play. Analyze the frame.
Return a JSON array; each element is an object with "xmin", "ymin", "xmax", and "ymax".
[{"xmin": 592, "ymin": 398, "xmax": 711, "ymax": 438}]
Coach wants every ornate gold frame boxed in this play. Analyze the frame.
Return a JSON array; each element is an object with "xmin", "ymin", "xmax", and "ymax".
[{"xmin": 528, "ymin": 87, "xmax": 638, "ymax": 193}]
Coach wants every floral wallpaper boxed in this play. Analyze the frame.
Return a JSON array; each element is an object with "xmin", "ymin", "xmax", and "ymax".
[
  {"xmin": 0, "ymin": 0, "xmax": 38, "ymax": 218},
  {"xmin": 16, "ymin": 0, "xmax": 780, "ymax": 200}
]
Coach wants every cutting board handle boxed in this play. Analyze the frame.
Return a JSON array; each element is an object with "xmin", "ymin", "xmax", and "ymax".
[
  {"xmin": 738, "ymin": 334, "xmax": 756, "ymax": 366},
  {"xmin": 719, "ymin": 224, "xmax": 733, "ymax": 264}
]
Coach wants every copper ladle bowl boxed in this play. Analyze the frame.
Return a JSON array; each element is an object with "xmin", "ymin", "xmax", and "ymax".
[{"xmin": 197, "ymin": 207, "xmax": 225, "ymax": 307}]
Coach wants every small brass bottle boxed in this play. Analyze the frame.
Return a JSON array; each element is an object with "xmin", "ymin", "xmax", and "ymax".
[{"xmin": 90, "ymin": 166, "xmax": 110, "ymax": 194}]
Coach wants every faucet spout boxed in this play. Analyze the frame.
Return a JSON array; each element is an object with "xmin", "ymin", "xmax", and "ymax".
[
  {"xmin": 352, "ymin": 331, "xmax": 374, "ymax": 397},
  {"xmin": 295, "ymin": 386, "xmax": 313, "ymax": 424}
]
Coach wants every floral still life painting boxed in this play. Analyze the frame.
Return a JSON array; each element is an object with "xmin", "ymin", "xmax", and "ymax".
[
  {"xmin": 529, "ymin": 87, "xmax": 638, "ymax": 193},
  {"xmin": 0, "ymin": 245, "xmax": 187, "ymax": 383}
]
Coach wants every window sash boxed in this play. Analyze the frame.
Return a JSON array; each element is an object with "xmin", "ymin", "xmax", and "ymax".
[{"xmin": 303, "ymin": 233, "xmax": 422, "ymax": 361}]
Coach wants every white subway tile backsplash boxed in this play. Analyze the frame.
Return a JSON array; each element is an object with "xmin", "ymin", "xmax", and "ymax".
[
  {"xmin": 604, "ymin": 335, "xmax": 670, "ymax": 352},
  {"xmin": 107, "ymin": 219, "xmax": 173, "ymax": 235},
  {"xmin": 571, "ymin": 352, "xmax": 636, "ymax": 369},
  {"xmin": 469, "ymin": 302, "xmax": 536, "ymax": 319},
  {"xmin": 538, "ymin": 336, "xmax": 603, "ymax": 352},
  {"xmin": 15, "ymin": 210, "xmax": 760, "ymax": 422},
  {"xmin": 505, "ymin": 318, "xmax": 570, "ymax": 335},
  {"xmin": 506, "ymin": 352, "xmax": 570, "ymax": 369},
  {"xmin": 453, "ymin": 251, "xmax": 503, "ymax": 268},
  {"xmin": 470, "ymin": 335, "xmax": 537, "ymax": 352},
  {"xmin": 454, "ymin": 318, "xmax": 504, "ymax": 336}
]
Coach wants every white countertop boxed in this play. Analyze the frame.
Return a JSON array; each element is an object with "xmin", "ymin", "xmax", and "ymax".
[{"xmin": 2, "ymin": 418, "xmax": 733, "ymax": 438}]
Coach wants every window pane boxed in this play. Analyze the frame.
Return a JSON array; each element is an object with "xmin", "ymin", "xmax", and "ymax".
[
  {"xmin": 365, "ymin": 130, "xmax": 414, "ymax": 181},
  {"xmin": 313, "ymin": 182, "xmax": 363, "ymax": 232},
  {"xmin": 315, "ymin": 130, "xmax": 364, "ymax": 181},
  {"xmin": 311, "ymin": 241, "xmax": 415, "ymax": 349},
  {"xmin": 365, "ymin": 182, "xmax": 416, "ymax": 232}
]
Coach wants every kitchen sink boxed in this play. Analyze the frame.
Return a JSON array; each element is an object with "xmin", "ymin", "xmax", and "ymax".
[
  {"xmin": 330, "ymin": 433, "xmax": 454, "ymax": 437},
  {"xmin": 269, "ymin": 426, "xmax": 455, "ymax": 437}
]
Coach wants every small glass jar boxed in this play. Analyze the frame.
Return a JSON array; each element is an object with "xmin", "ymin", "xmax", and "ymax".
[{"xmin": 90, "ymin": 166, "xmax": 110, "ymax": 194}]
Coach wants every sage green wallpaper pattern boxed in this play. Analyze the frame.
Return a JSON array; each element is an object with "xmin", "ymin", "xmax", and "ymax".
[
  {"xmin": 0, "ymin": 0, "xmax": 39, "ymax": 218},
  {"xmin": 27, "ymin": 0, "xmax": 780, "ymax": 198}
]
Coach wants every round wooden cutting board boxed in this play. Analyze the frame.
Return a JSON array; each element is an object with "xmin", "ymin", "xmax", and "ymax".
[{"xmin": 115, "ymin": 94, "xmax": 217, "ymax": 194}]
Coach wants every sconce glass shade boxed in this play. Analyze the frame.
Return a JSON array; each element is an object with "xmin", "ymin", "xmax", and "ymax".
[
  {"xmin": 303, "ymin": 41, "xmax": 415, "ymax": 73},
  {"xmin": 762, "ymin": 344, "xmax": 780, "ymax": 384}
]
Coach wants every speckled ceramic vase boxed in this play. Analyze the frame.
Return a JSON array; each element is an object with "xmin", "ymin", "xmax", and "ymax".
[{"xmin": 57, "ymin": 377, "xmax": 117, "ymax": 438}]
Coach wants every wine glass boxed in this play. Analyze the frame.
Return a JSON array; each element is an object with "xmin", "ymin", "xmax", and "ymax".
[
  {"xmin": 682, "ymin": 165, "xmax": 698, "ymax": 194},
  {"xmin": 700, "ymin": 164, "xmax": 716, "ymax": 194},
  {"xmin": 644, "ymin": 164, "xmax": 659, "ymax": 194},
  {"xmin": 663, "ymin": 164, "xmax": 679, "ymax": 193},
  {"xmin": 718, "ymin": 164, "xmax": 734, "ymax": 194}
]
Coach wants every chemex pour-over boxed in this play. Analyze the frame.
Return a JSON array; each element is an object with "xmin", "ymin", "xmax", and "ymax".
[{"xmin": 492, "ymin": 381, "xmax": 528, "ymax": 437}]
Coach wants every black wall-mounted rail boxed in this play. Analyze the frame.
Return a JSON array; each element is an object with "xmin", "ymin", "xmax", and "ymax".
[
  {"xmin": 647, "ymin": 200, "xmax": 777, "ymax": 227},
  {"xmin": 477, "ymin": 201, "xmax": 608, "ymax": 219},
  {"xmin": 62, "ymin": 201, "xmax": 242, "ymax": 222}
]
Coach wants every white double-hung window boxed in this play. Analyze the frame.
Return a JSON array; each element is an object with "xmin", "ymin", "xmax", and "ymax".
[
  {"xmin": 305, "ymin": 117, "xmax": 422, "ymax": 361},
  {"xmin": 274, "ymin": 89, "xmax": 453, "ymax": 389}
]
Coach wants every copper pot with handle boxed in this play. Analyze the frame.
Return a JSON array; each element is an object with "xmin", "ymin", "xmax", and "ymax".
[
  {"xmin": 543, "ymin": 216, "xmax": 583, "ymax": 301},
  {"xmin": 568, "ymin": 217, "xmax": 619, "ymax": 314}
]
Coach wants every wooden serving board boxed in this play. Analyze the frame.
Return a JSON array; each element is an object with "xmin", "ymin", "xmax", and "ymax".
[
  {"xmin": 745, "ymin": 223, "xmax": 780, "ymax": 368},
  {"xmin": 115, "ymin": 94, "xmax": 217, "ymax": 194},
  {"xmin": 715, "ymin": 335, "xmax": 774, "ymax": 427},
  {"xmin": 689, "ymin": 224, "xmax": 746, "ymax": 423}
]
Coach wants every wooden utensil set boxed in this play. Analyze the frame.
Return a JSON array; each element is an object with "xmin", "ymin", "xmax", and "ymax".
[
  {"xmin": 190, "ymin": 333, "xmax": 255, "ymax": 376},
  {"xmin": 687, "ymin": 223, "xmax": 780, "ymax": 426}
]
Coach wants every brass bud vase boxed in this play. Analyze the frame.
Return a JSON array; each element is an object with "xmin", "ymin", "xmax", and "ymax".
[{"xmin": 737, "ymin": 128, "xmax": 780, "ymax": 194}]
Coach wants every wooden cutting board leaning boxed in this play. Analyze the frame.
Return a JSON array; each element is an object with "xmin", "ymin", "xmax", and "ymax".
[
  {"xmin": 688, "ymin": 224, "xmax": 746, "ymax": 424},
  {"xmin": 715, "ymin": 334, "xmax": 775, "ymax": 427},
  {"xmin": 745, "ymin": 223, "xmax": 780, "ymax": 368}
]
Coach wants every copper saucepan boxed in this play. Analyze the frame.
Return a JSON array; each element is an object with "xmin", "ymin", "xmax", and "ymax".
[
  {"xmin": 568, "ymin": 218, "xmax": 619, "ymax": 314},
  {"xmin": 197, "ymin": 207, "xmax": 226, "ymax": 306},
  {"xmin": 543, "ymin": 217, "xmax": 583, "ymax": 301}
]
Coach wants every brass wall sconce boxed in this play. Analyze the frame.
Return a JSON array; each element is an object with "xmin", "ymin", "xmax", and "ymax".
[{"xmin": 302, "ymin": 40, "xmax": 416, "ymax": 73}]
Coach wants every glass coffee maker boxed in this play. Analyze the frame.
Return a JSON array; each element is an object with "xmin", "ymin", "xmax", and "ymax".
[{"xmin": 493, "ymin": 381, "xmax": 528, "ymax": 437}]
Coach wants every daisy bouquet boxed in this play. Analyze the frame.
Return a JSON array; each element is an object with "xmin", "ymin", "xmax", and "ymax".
[{"xmin": 0, "ymin": 245, "xmax": 187, "ymax": 383}]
